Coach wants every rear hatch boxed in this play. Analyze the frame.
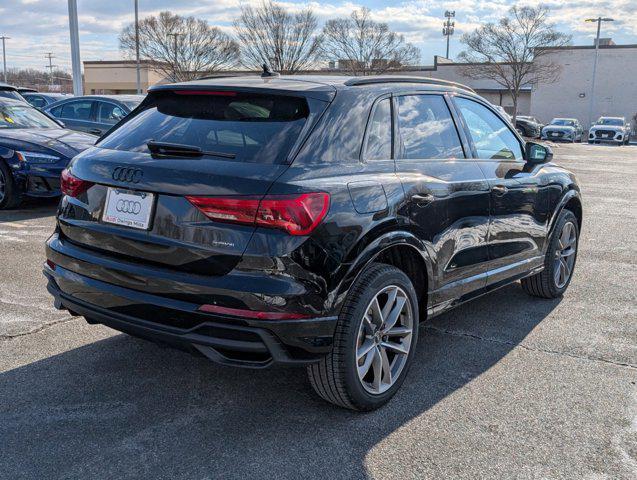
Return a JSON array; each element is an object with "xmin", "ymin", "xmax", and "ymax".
[{"xmin": 57, "ymin": 86, "xmax": 331, "ymax": 275}]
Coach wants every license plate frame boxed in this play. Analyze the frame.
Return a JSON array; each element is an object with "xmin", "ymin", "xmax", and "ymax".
[{"xmin": 102, "ymin": 187, "xmax": 155, "ymax": 231}]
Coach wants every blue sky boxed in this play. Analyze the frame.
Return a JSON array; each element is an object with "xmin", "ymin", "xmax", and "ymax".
[{"xmin": 1, "ymin": 0, "xmax": 635, "ymax": 73}]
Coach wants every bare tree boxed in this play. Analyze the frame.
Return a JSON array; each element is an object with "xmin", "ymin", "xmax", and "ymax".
[
  {"xmin": 321, "ymin": 7, "xmax": 420, "ymax": 76},
  {"xmin": 458, "ymin": 5, "xmax": 570, "ymax": 121},
  {"xmin": 234, "ymin": 1, "xmax": 322, "ymax": 74},
  {"xmin": 120, "ymin": 11, "xmax": 240, "ymax": 82}
]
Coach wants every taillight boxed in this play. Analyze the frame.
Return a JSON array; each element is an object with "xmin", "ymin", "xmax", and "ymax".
[
  {"xmin": 60, "ymin": 169, "xmax": 93, "ymax": 197},
  {"xmin": 186, "ymin": 192, "xmax": 330, "ymax": 236}
]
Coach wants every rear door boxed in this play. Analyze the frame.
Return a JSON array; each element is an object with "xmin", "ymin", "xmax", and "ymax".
[
  {"xmin": 393, "ymin": 92, "xmax": 491, "ymax": 311},
  {"xmin": 52, "ymin": 99, "xmax": 97, "ymax": 133},
  {"xmin": 452, "ymin": 96, "xmax": 549, "ymax": 286},
  {"xmin": 59, "ymin": 89, "xmax": 328, "ymax": 276}
]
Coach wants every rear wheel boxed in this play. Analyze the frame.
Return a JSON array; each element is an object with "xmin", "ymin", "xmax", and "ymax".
[
  {"xmin": 307, "ymin": 263, "xmax": 419, "ymax": 411},
  {"xmin": 521, "ymin": 209, "xmax": 579, "ymax": 298},
  {"xmin": 0, "ymin": 161, "xmax": 22, "ymax": 210}
]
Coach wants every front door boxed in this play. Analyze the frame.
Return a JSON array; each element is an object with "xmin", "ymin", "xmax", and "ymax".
[
  {"xmin": 452, "ymin": 96, "xmax": 549, "ymax": 287},
  {"xmin": 393, "ymin": 93, "xmax": 491, "ymax": 313}
]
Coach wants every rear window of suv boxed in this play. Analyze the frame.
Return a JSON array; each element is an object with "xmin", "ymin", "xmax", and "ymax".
[{"xmin": 97, "ymin": 91, "xmax": 310, "ymax": 164}]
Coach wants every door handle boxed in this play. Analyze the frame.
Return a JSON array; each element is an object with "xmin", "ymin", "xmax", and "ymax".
[
  {"xmin": 491, "ymin": 185, "xmax": 508, "ymax": 196},
  {"xmin": 411, "ymin": 193, "xmax": 434, "ymax": 206},
  {"xmin": 89, "ymin": 129, "xmax": 102, "ymax": 135}
]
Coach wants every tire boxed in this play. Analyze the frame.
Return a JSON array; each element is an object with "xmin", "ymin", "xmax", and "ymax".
[
  {"xmin": 307, "ymin": 263, "xmax": 419, "ymax": 411},
  {"xmin": 0, "ymin": 161, "xmax": 22, "ymax": 210},
  {"xmin": 521, "ymin": 209, "xmax": 579, "ymax": 298}
]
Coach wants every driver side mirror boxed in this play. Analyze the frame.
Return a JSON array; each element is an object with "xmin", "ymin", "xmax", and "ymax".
[{"xmin": 525, "ymin": 142, "xmax": 553, "ymax": 164}]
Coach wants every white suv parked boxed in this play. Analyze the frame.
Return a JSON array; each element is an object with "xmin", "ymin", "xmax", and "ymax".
[{"xmin": 588, "ymin": 117, "xmax": 631, "ymax": 145}]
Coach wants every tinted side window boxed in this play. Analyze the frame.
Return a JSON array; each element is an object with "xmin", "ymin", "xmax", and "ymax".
[
  {"xmin": 97, "ymin": 102, "xmax": 126, "ymax": 125},
  {"xmin": 365, "ymin": 98, "xmax": 392, "ymax": 160},
  {"xmin": 60, "ymin": 101, "xmax": 93, "ymax": 121},
  {"xmin": 455, "ymin": 98, "xmax": 523, "ymax": 160},
  {"xmin": 27, "ymin": 96, "xmax": 46, "ymax": 108},
  {"xmin": 396, "ymin": 95, "xmax": 463, "ymax": 159}
]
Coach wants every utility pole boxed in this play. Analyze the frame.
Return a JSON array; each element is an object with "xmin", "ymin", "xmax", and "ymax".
[
  {"xmin": 134, "ymin": 0, "xmax": 141, "ymax": 94},
  {"xmin": 167, "ymin": 32, "xmax": 182, "ymax": 82},
  {"xmin": 45, "ymin": 53, "xmax": 57, "ymax": 88},
  {"xmin": 68, "ymin": 0, "xmax": 83, "ymax": 95},
  {"xmin": 442, "ymin": 11, "xmax": 455, "ymax": 59},
  {"xmin": 0, "ymin": 36, "xmax": 9, "ymax": 83},
  {"xmin": 585, "ymin": 17, "xmax": 614, "ymax": 127}
]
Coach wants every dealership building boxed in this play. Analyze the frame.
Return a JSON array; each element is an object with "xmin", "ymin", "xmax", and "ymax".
[{"xmin": 83, "ymin": 40, "xmax": 637, "ymax": 130}]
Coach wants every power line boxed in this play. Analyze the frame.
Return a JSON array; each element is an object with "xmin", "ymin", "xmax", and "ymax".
[{"xmin": 44, "ymin": 52, "xmax": 57, "ymax": 85}]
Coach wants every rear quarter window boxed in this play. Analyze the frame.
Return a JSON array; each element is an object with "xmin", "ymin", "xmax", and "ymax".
[{"xmin": 98, "ymin": 91, "xmax": 310, "ymax": 164}]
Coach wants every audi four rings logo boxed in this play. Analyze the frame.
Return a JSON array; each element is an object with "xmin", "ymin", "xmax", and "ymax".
[
  {"xmin": 112, "ymin": 166, "xmax": 143, "ymax": 183},
  {"xmin": 116, "ymin": 199, "xmax": 142, "ymax": 215}
]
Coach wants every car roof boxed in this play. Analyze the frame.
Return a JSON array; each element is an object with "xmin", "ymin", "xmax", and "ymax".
[
  {"xmin": 598, "ymin": 116, "xmax": 624, "ymax": 120},
  {"xmin": 552, "ymin": 118, "xmax": 577, "ymax": 121},
  {"xmin": 150, "ymin": 74, "xmax": 476, "ymax": 100},
  {"xmin": 0, "ymin": 97, "xmax": 34, "ymax": 106},
  {"xmin": 0, "ymin": 82, "xmax": 19, "ymax": 91},
  {"xmin": 44, "ymin": 94, "xmax": 145, "ymax": 109}
]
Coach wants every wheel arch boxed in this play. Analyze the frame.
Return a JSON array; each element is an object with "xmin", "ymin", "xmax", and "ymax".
[{"xmin": 334, "ymin": 230, "xmax": 433, "ymax": 322}]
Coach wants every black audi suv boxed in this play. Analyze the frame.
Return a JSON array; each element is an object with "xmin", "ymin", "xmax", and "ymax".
[{"xmin": 44, "ymin": 75, "xmax": 582, "ymax": 410}]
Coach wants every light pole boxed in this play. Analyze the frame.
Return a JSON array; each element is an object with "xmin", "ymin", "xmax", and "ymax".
[
  {"xmin": 68, "ymin": 0, "xmax": 83, "ymax": 95},
  {"xmin": 585, "ymin": 17, "xmax": 614, "ymax": 127},
  {"xmin": 134, "ymin": 0, "xmax": 141, "ymax": 94},
  {"xmin": 443, "ymin": 11, "xmax": 455, "ymax": 59},
  {"xmin": 0, "ymin": 36, "xmax": 9, "ymax": 83}
]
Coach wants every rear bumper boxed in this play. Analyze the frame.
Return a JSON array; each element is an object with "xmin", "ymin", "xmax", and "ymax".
[{"xmin": 44, "ymin": 263, "xmax": 337, "ymax": 368}]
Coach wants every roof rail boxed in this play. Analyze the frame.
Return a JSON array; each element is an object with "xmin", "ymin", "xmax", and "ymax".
[{"xmin": 344, "ymin": 76, "xmax": 476, "ymax": 93}]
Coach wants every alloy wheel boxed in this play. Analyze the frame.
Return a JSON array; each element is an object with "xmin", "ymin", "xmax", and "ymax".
[
  {"xmin": 355, "ymin": 285, "xmax": 413, "ymax": 395},
  {"xmin": 554, "ymin": 221, "xmax": 577, "ymax": 288},
  {"xmin": 0, "ymin": 168, "xmax": 6, "ymax": 203}
]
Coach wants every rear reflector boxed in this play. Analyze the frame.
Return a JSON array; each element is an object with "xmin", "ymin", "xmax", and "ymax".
[
  {"xmin": 61, "ymin": 169, "xmax": 93, "ymax": 197},
  {"xmin": 186, "ymin": 192, "xmax": 330, "ymax": 236},
  {"xmin": 45, "ymin": 259, "xmax": 56, "ymax": 270},
  {"xmin": 198, "ymin": 304, "xmax": 311, "ymax": 320}
]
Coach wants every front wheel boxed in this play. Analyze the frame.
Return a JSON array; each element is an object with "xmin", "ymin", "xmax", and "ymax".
[
  {"xmin": 521, "ymin": 209, "xmax": 579, "ymax": 298},
  {"xmin": 307, "ymin": 263, "xmax": 419, "ymax": 411},
  {"xmin": 0, "ymin": 161, "xmax": 22, "ymax": 210}
]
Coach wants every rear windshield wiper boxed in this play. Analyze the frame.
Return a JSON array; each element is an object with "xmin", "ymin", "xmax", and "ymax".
[{"xmin": 146, "ymin": 140, "xmax": 236, "ymax": 159}]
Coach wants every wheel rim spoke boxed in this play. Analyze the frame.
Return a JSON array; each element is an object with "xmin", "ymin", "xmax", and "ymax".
[
  {"xmin": 381, "ymin": 341, "xmax": 409, "ymax": 355},
  {"xmin": 379, "ymin": 347, "xmax": 392, "ymax": 385},
  {"xmin": 357, "ymin": 338, "xmax": 376, "ymax": 360},
  {"xmin": 382, "ymin": 296, "xmax": 406, "ymax": 332},
  {"xmin": 358, "ymin": 347, "xmax": 375, "ymax": 379},
  {"xmin": 371, "ymin": 347, "xmax": 382, "ymax": 392}
]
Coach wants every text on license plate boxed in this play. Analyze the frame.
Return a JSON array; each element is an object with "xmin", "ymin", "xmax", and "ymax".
[{"xmin": 102, "ymin": 188, "xmax": 154, "ymax": 230}]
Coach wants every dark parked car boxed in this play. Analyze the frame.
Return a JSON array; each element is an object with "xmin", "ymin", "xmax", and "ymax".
[
  {"xmin": 22, "ymin": 92, "xmax": 71, "ymax": 110},
  {"xmin": 44, "ymin": 94, "xmax": 144, "ymax": 136},
  {"xmin": 44, "ymin": 76, "xmax": 582, "ymax": 410},
  {"xmin": 0, "ymin": 83, "xmax": 26, "ymax": 102},
  {"xmin": 0, "ymin": 97, "xmax": 96, "ymax": 209},
  {"xmin": 515, "ymin": 116, "xmax": 542, "ymax": 138}
]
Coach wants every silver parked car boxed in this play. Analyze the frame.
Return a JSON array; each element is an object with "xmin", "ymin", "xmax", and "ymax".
[
  {"xmin": 541, "ymin": 118, "xmax": 583, "ymax": 143},
  {"xmin": 588, "ymin": 117, "xmax": 631, "ymax": 145}
]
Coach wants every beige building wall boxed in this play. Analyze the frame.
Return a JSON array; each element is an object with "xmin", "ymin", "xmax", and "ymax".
[
  {"xmin": 530, "ymin": 45, "xmax": 637, "ymax": 128},
  {"xmin": 83, "ymin": 61, "xmax": 166, "ymax": 94}
]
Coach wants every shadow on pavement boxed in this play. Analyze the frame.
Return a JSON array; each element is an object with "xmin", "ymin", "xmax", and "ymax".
[
  {"xmin": 0, "ymin": 284, "xmax": 560, "ymax": 479},
  {"xmin": 0, "ymin": 197, "xmax": 58, "ymax": 223}
]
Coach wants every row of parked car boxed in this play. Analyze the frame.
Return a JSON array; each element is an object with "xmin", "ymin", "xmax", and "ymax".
[
  {"xmin": 495, "ymin": 105, "xmax": 632, "ymax": 145},
  {"xmin": 0, "ymin": 82, "xmax": 144, "ymax": 209}
]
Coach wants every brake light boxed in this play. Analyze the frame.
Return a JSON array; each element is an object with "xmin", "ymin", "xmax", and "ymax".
[
  {"xmin": 186, "ymin": 192, "xmax": 330, "ymax": 236},
  {"xmin": 60, "ymin": 169, "xmax": 94, "ymax": 197},
  {"xmin": 172, "ymin": 90, "xmax": 237, "ymax": 96},
  {"xmin": 198, "ymin": 304, "xmax": 311, "ymax": 320}
]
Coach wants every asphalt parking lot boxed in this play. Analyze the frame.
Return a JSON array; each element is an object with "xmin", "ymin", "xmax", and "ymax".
[{"xmin": 1, "ymin": 142, "xmax": 635, "ymax": 479}]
